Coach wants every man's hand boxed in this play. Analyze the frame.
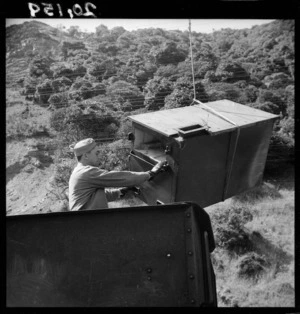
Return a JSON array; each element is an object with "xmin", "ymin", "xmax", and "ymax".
[
  {"xmin": 148, "ymin": 160, "xmax": 168, "ymax": 180},
  {"xmin": 119, "ymin": 187, "xmax": 130, "ymax": 198}
]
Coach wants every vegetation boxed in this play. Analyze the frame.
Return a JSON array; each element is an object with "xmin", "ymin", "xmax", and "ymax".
[
  {"xmin": 6, "ymin": 19, "xmax": 294, "ymax": 307},
  {"xmin": 206, "ymin": 185, "xmax": 294, "ymax": 307}
]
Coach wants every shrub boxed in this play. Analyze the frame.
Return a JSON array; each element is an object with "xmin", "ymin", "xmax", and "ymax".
[
  {"xmin": 23, "ymin": 77, "xmax": 37, "ymax": 99},
  {"xmin": 48, "ymin": 92, "xmax": 69, "ymax": 109},
  {"xmin": 210, "ymin": 206, "xmax": 254, "ymax": 254},
  {"xmin": 106, "ymin": 80, "xmax": 145, "ymax": 110},
  {"xmin": 49, "ymin": 104, "xmax": 120, "ymax": 145},
  {"xmin": 35, "ymin": 79, "xmax": 54, "ymax": 104},
  {"xmin": 237, "ymin": 252, "xmax": 270, "ymax": 281},
  {"xmin": 97, "ymin": 139, "xmax": 131, "ymax": 171},
  {"xmin": 29, "ymin": 55, "xmax": 53, "ymax": 78},
  {"xmin": 52, "ymin": 76, "xmax": 72, "ymax": 93},
  {"xmin": 264, "ymin": 132, "xmax": 294, "ymax": 179}
]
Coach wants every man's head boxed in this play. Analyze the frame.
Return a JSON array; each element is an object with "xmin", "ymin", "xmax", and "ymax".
[{"xmin": 72, "ymin": 138, "xmax": 100, "ymax": 167}]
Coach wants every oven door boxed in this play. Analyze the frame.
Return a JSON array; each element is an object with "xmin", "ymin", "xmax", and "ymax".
[{"xmin": 129, "ymin": 150, "xmax": 176, "ymax": 205}]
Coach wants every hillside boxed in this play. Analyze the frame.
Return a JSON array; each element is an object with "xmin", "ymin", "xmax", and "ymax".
[{"xmin": 6, "ymin": 19, "xmax": 294, "ymax": 307}]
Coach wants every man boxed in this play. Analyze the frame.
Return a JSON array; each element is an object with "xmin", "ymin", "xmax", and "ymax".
[{"xmin": 69, "ymin": 138, "xmax": 166, "ymax": 211}]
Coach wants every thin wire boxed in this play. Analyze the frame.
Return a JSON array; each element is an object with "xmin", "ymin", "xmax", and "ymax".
[{"xmin": 188, "ymin": 19, "xmax": 196, "ymax": 101}]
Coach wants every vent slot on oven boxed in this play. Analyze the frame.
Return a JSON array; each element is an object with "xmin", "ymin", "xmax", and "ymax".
[{"xmin": 177, "ymin": 124, "xmax": 208, "ymax": 138}]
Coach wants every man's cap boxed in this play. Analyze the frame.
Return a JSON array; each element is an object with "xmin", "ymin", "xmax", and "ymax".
[{"xmin": 70, "ymin": 138, "xmax": 97, "ymax": 156}]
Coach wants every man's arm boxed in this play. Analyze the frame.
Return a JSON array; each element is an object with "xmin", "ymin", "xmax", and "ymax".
[{"xmin": 85, "ymin": 161, "xmax": 167, "ymax": 188}]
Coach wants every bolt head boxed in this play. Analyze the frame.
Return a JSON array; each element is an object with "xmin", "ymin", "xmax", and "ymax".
[
  {"xmin": 189, "ymin": 274, "xmax": 195, "ymax": 279},
  {"xmin": 186, "ymin": 212, "xmax": 191, "ymax": 217},
  {"xmin": 188, "ymin": 251, "xmax": 193, "ymax": 256},
  {"xmin": 146, "ymin": 268, "xmax": 152, "ymax": 273},
  {"xmin": 187, "ymin": 228, "xmax": 192, "ymax": 233}
]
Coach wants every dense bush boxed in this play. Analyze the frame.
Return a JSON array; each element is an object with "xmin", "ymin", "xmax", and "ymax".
[
  {"xmin": 210, "ymin": 206, "xmax": 254, "ymax": 255},
  {"xmin": 52, "ymin": 76, "xmax": 73, "ymax": 93},
  {"xmin": 106, "ymin": 80, "xmax": 145, "ymax": 110},
  {"xmin": 35, "ymin": 79, "xmax": 54, "ymax": 104},
  {"xmin": 49, "ymin": 104, "xmax": 120, "ymax": 144},
  {"xmin": 237, "ymin": 252, "xmax": 270, "ymax": 281},
  {"xmin": 48, "ymin": 92, "xmax": 69, "ymax": 109},
  {"xmin": 29, "ymin": 55, "xmax": 53, "ymax": 78}
]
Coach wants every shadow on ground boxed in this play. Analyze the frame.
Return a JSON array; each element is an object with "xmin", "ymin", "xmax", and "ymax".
[{"xmin": 249, "ymin": 230, "xmax": 293, "ymax": 269}]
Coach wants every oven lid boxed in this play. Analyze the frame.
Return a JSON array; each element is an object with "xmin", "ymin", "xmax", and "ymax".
[{"xmin": 128, "ymin": 100, "xmax": 279, "ymax": 137}]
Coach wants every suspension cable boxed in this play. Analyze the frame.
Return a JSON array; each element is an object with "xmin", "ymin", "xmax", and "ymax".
[{"xmin": 188, "ymin": 19, "xmax": 196, "ymax": 101}]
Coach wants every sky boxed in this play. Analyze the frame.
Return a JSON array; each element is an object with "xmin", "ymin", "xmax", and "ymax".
[{"xmin": 6, "ymin": 18, "xmax": 275, "ymax": 33}]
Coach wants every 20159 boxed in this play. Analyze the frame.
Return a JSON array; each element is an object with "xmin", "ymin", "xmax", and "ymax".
[{"xmin": 28, "ymin": 2, "xmax": 97, "ymax": 18}]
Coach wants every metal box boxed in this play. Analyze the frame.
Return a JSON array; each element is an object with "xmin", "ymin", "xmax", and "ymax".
[
  {"xmin": 7, "ymin": 202, "xmax": 217, "ymax": 307},
  {"xmin": 129, "ymin": 100, "xmax": 279, "ymax": 207}
]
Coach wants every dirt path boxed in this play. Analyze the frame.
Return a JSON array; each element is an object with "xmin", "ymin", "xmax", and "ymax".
[{"xmin": 6, "ymin": 138, "xmax": 66, "ymax": 215}]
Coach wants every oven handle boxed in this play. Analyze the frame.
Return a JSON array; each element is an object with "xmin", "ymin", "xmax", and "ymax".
[{"xmin": 129, "ymin": 151, "xmax": 156, "ymax": 167}]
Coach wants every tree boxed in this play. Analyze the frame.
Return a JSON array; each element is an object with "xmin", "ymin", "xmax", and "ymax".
[
  {"xmin": 35, "ymin": 79, "xmax": 54, "ymax": 104},
  {"xmin": 285, "ymin": 85, "xmax": 294, "ymax": 118},
  {"xmin": 263, "ymin": 72, "xmax": 293, "ymax": 89},
  {"xmin": 106, "ymin": 80, "xmax": 144, "ymax": 111},
  {"xmin": 250, "ymin": 101, "xmax": 279, "ymax": 115},
  {"xmin": 193, "ymin": 42, "xmax": 218, "ymax": 79},
  {"xmin": 98, "ymin": 42, "xmax": 119, "ymax": 56},
  {"xmin": 257, "ymin": 89, "xmax": 286, "ymax": 115},
  {"xmin": 29, "ymin": 55, "xmax": 53, "ymax": 78},
  {"xmin": 71, "ymin": 64, "xmax": 87, "ymax": 78},
  {"xmin": 215, "ymin": 61, "xmax": 250, "ymax": 83},
  {"xmin": 155, "ymin": 64, "xmax": 181, "ymax": 81},
  {"xmin": 164, "ymin": 77, "xmax": 208, "ymax": 109},
  {"xmin": 69, "ymin": 77, "xmax": 94, "ymax": 100},
  {"xmin": 48, "ymin": 92, "xmax": 69, "ymax": 109},
  {"xmin": 23, "ymin": 77, "xmax": 37, "ymax": 100},
  {"xmin": 88, "ymin": 59, "xmax": 117, "ymax": 82},
  {"xmin": 95, "ymin": 24, "xmax": 110, "ymax": 38},
  {"xmin": 116, "ymin": 32, "xmax": 136, "ymax": 49},
  {"xmin": 110, "ymin": 26, "xmax": 126, "ymax": 40},
  {"xmin": 52, "ymin": 76, "xmax": 72, "ymax": 93},
  {"xmin": 135, "ymin": 62, "xmax": 157, "ymax": 89},
  {"xmin": 61, "ymin": 41, "xmax": 87, "ymax": 59},
  {"xmin": 53, "ymin": 64, "xmax": 74, "ymax": 80},
  {"xmin": 68, "ymin": 26, "xmax": 80, "ymax": 38},
  {"xmin": 204, "ymin": 82, "xmax": 241, "ymax": 103},
  {"xmin": 144, "ymin": 77, "xmax": 173, "ymax": 111},
  {"xmin": 152, "ymin": 41, "xmax": 187, "ymax": 65}
]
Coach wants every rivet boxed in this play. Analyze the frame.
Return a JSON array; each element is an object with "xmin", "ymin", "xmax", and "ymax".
[
  {"xmin": 190, "ymin": 299, "xmax": 195, "ymax": 304},
  {"xmin": 189, "ymin": 274, "xmax": 195, "ymax": 280},
  {"xmin": 188, "ymin": 251, "xmax": 193, "ymax": 256},
  {"xmin": 186, "ymin": 212, "xmax": 191, "ymax": 217},
  {"xmin": 187, "ymin": 228, "xmax": 192, "ymax": 233},
  {"xmin": 147, "ymin": 276, "xmax": 151, "ymax": 281},
  {"xmin": 146, "ymin": 268, "xmax": 152, "ymax": 273},
  {"xmin": 166, "ymin": 253, "xmax": 172, "ymax": 258}
]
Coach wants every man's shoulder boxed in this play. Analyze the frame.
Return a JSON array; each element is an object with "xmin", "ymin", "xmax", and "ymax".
[{"xmin": 72, "ymin": 164, "xmax": 106, "ymax": 176}]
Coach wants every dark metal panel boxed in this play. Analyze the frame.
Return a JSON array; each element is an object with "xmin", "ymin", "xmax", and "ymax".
[
  {"xmin": 7, "ymin": 203, "xmax": 216, "ymax": 307},
  {"xmin": 225, "ymin": 121, "xmax": 275, "ymax": 198},
  {"xmin": 175, "ymin": 132, "xmax": 230, "ymax": 208}
]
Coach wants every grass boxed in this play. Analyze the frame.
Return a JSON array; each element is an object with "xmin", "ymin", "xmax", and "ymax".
[{"xmin": 206, "ymin": 183, "xmax": 294, "ymax": 307}]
